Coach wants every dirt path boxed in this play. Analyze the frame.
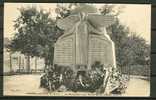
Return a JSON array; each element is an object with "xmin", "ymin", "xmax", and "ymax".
[
  {"xmin": 122, "ymin": 77, "xmax": 150, "ymax": 96},
  {"xmin": 3, "ymin": 74, "xmax": 150, "ymax": 96},
  {"xmin": 4, "ymin": 74, "xmax": 49, "ymax": 96}
]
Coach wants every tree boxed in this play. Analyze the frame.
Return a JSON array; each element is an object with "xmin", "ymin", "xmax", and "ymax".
[
  {"xmin": 8, "ymin": 7, "xmax": 57, "ymax": 72},
  {"xmin": 99, "ymin": 5, "xmax": 150, "ymax": 75},
  {"xmin": 4, "ymin": 38, "xmax": 13, "ymax": 72},
  {"xmin": 39, "ymin": 4, "xmax": 150, "ymax": 92}
]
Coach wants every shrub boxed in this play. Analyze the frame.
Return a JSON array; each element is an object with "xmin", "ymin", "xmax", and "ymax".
[{"xmin": 40, "ymin": 62, "xmax": 128, "ymax": 94}]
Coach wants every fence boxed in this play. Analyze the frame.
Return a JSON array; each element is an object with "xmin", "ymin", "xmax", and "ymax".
[
  {"xmin": 4, "ymin": 50, "xmax": 45, "ymax": 75},
  {"xmin": 120, "ymin": 65, "xmax": 150, "ymax": 77}
]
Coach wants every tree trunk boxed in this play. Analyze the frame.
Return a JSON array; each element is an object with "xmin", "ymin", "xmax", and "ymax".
[
  {"xmin": 35, "ymin": 57, "xmax": 37, "ymax": 72},
  {"xmin": 9, "ymin": 53, "xmax": 12, "ymax": 72},
  {"xmin": 26, "ymin": 55, "xmax": 31, "ymax": 73},
  {"xmin": 128, "ymin": 65, "xmax": 130, "ymax": 80},
  {"xmin": 18, "ymin": 56, "xmax": 21, "ymax": 73},
  {"xmin": 44, "ymin": 58, "xmax": 48, "ymax": 72},
  {"xmin": 22, "ymin": 58, "xmax": 24, "ymax": 71}
]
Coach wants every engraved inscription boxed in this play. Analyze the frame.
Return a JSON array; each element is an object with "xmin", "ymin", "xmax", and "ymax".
[
  {"xmin": 54, "ymin": 39, "xmax": 73, "ymax": 65},
  {"xmin": 88, "ymin": 37, "xmax": 108, "ymax": 65}
]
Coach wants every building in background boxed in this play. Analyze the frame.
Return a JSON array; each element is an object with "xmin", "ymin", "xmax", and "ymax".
[{"xmin": 4, "ymin": 37, "xmax": 45, "ymax": 74}]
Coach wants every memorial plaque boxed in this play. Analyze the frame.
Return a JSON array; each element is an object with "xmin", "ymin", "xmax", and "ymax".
[
  {"xmin": 53, "ymin": 4, "xmax": 118, "ymax": 94},
  {"xmin": 88, "ymin": 36, "xmax": 108, "ymax": 67},
  {"xmin": 54, "ymin": 5, "xmax": 116, "ymax": 71},
  {"xmin": 54, "ymin": 37, "xmax": 74, "ymax": 66},
  {"xmin": 54, "ymin": 34, "xmax": 116, "ymax": 70}
]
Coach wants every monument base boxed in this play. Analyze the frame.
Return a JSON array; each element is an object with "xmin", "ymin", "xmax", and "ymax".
[{"xmin": 40, "ymin": 61, "xmax": 127, "ymax": 94}]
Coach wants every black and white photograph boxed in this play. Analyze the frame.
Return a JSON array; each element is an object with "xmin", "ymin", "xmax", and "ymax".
[{"xmin": 3, "ymin": 3, "xmax": 151, "ymax": 96}]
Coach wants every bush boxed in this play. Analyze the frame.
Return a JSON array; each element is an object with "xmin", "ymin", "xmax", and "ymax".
[
  {"xmin": 130, "ymin": 65, "xmax": 150, "ymax": 76},
  {"xmin": 40, "ymin": 62, "xmax": 128, "ymax": 93}
]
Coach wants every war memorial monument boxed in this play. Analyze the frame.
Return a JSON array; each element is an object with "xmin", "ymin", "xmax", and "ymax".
[{"xmin": 41, "ymin": 5, "xmax": 125, "ymax": 95}]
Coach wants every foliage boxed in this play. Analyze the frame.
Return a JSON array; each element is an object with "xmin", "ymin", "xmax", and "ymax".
[
  {"xmin": 71, "ymin": 62, "xmax": 105, "ymax": 92},
  {"xmin": 10, "ymin": 7, "xmax": 54, "ymax": 56},
  {"xmin": 40, "ymin": 61, "xmax": 127, "ymax": 93},
  {"xmin": 108, "ymin": 20, "xmax": 150, "ymax": 75},
  {"xmin": 55, "ymin": 4, "xmax": 150, "ymax": 75},
  {"xmin": 40, "ymin": 62, "xmax": 105, "ymax": 92},
  {"xmin": 99, "ymin": 5, "xmax": 150, "ymax": 76},
  {"xmin": 130, "ymin": 65, "xmax": 150, "ymax": 76},
  {"xmin": 107, "ymin": 21, "xmax": 150, "ymax": 68},
  {"xmin": 99, "ymin": 4, "xmax": 125, "ymax": 16},
  {"xmin": 8, "ymin": 4, "xmax": 150, "ymax": 93},
  {"xmin": 40, "ymin": 65, "xmax": 62, "ymax": 90},
  {"xmin": 40, "ymin": 64, "xmax": 75, "ymax": 91},
  {"xmin": 8, "ymin": 7, "xmax": 61, "ymax": 68}
]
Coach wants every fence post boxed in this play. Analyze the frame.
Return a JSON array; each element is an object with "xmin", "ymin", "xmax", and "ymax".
[
  {"xmin": 9, "ymin": 53, "xmax": 12, "ymax": 73},
  {"xmin": 35, "ymin": 57, "xmax": 37, "ymax": 72},
  {"xmin": 26, "ymin": 55, "xmax": 31, "ymax": 74},
  {"xmin": 18, "ymin": 56, "xmax": 21, "ymax": 73}
]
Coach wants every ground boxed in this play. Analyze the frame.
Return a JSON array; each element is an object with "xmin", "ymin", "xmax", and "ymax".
[{"xmin": 3, "ymin": 74, "xmax": 150, "ymax": 96}]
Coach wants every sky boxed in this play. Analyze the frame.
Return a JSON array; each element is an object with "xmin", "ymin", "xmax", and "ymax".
[{"xmin": 4, "ymin": 3, "xmax": 151, "ymax": 43}]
